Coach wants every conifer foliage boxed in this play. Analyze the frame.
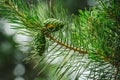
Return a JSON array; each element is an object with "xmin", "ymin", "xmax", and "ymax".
[{"xmin": 0, "ymin": 0, "xmax": 120, "ymax": 80}]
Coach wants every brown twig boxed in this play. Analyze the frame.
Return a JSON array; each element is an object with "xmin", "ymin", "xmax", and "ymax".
[{"xmin": 45, "ymin": 34, "xmax": 88, "ymax": 54}]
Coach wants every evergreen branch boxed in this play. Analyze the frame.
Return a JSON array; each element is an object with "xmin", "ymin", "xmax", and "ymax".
[
  {"xmin": 1, "ymin": 0, "xmax": 88, "ymax": 55},
  {"xmin": 0, "ymin": 0, "xmax": 43, "ymax": 31},
  {"xmin": 1, "ymin": 0, "xmax": 120, "ymax": 79},
  {"xmin": 45, "ymin": 0, "xmax": 88, "ymax": 54},
  {"xmin": 45, "ymin": 34, "xmax": 87, "ymax": 54}
]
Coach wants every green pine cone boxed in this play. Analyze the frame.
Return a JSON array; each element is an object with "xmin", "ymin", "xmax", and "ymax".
[
  {"xmin": 33, "ymin": 33, "xmax": 46, "ymax": 56},
  {"xmin": 43, "ymin": 18, "xmax": 64, "ymax": 33}
]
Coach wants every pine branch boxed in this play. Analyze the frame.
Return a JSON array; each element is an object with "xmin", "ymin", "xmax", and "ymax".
[
  {"xmin": 0, "ymin": 0, "xmax": 45, "ymax": 31},
  {"xmin": 45, "ymin": 34, "xmax": 87, "ymax": 54},
  {"xmin": 0, "ymin": 0, "xmax": 120, "ymax": 80},
  {"xmin": 44, "ymin": 0, "xmax": 87, "ymax": 54},
  {"xmin": 0, "ymin": 0, "xmax": 88, "ymax": 55}
]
